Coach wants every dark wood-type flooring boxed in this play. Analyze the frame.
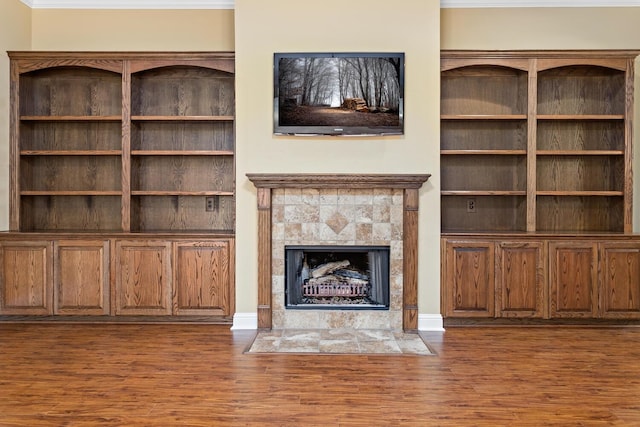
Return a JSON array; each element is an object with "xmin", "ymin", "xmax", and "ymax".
[{"xmin": 1, "ymin": 323, "xmax": 639, "ymax": 426}]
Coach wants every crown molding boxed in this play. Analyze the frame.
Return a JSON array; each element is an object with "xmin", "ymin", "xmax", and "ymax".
[
  {"xmin": 441, "ymin": 0, "xmax": 640, "ymax": 7},
  {"xmin": 19, "ymin": 0, "xmax": 640, "ymax": 8},
  {"xmin": 20, "ymin": 0, "xmax": 234, "ymax": 8}
]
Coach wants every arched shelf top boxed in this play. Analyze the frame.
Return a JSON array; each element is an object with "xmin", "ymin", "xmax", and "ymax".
[
  {"xmin": 129, "ymin": 59, "xmax": 234, "ymax": 75},
  {"xmin": 441, "ymin": 63, "xmax": 529, "ymax": 75},
  {"xmin": 440, "ymin": 58, "xmax": 529, "ymax": 74},
  {"xmin": 14, "ymin": 60, "xmax": 123, "ymax": 75}
]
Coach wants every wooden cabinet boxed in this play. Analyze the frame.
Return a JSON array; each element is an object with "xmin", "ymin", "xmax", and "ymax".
[
  {"xmin": 441, "ymin": 50, "xmax": 640, "ymax": 323},
  {"xmin": 113, "ymin": 238, "xmax": 235, "ymax": 317},
  {"xmin": 599, "ymin": 242, "xmax": 640, "ymax": 319},
  {"xmin": 113, "ymin": 240, "xmax": 172, "ymax": 316},
  {"xmin": 54, "ymin": 240, "xmax": 109, "ymax": 315},
  {"xmin": 0, "ymin": 241, "xmax": 53, "ymax": 315},
  {"xmin": 548, "ymin": 241, "xmax": 598, "ymax": 318},
  {"xmin": 173, "ymin": 240, "xmax": 235, "ymax": 316},
  {"xmin": 443, "ymin": 240, "xmax": 495, "ymax": 317},
  {"xmin": 4, "ymin": 52, "xmax": 236, "ymax": 322},
  {"xmin": 442, "ymin": 236, "xmax": 640, "ymax": 322},
  {"xmin": 441, "ymin": 50, "xmax": 636, "ymax": 234},
  {"xmin": 496, "ymin": 241, "xmax": 545, "ymax": 318},
  {"xmin": 442, "ymin": 238, "xmax": 545, "ymax": 319}
]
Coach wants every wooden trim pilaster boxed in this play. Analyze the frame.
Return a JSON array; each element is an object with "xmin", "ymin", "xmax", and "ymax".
[
  {"xmin": 403, "ymin": 188, "xmax": 420, "ymax": 332},
  {"xmin": 256, "ymin": 187, "xmax": 272, "ymax": 330}
]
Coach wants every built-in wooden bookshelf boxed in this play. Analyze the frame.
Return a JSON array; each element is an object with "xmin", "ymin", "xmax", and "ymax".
[
  {"xmin": 440, "ymin": 50, "xmax": 640, "ymax": 322},
  {"xmin": 1, "ymin": 52, "xmax": 235, "ymax": 320}
]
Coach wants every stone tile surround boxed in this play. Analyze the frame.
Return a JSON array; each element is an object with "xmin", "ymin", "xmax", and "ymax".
[{"xmin": 271, "ymin": 187, "xmax": 404, "ymax": 330}]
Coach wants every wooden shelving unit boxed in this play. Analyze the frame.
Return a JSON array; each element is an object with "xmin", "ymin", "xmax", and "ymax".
[
  {"xmin": 440, "ymin": 50, "xmax": 640, "ymax": 322},
  {"xmin": 1, "ymin": 52, "xmax": 235, "ymax": 320}
]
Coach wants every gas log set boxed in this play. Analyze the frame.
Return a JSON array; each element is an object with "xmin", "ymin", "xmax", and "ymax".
[
  {"xmin": 285, "ymin": 246, "xmax": 390, "ymax": 309},
  {"xmin": 301, "ymin": 259, "xmax": 371, "ymax": 304}
]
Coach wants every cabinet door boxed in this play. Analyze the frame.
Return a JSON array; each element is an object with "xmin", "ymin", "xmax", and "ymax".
[
  {"xmin": 54, "ymin": 240, "xmax": 110, "ymax": 315},
  {"xmin": 443, "ymin": 240, "xmax": 495, "ymax": 317},
  {"xmin": 496, "ymin": 241, "xmax": 546, "ymax": 318},
  {"xmin": 173, "ymin": 239, "xmax": 235, "ymax": 316},
  {"xmin": 0, "ymin": 241, "xmax": 53, "ymax": 315},
  {"xmin": 549, "ymin": 241, "xmax": 598, "ymax": 318},
  {"xmin": 599, "ymin": 242, "xmax": 640, "ymax": 319},
  {"xmin": 114, "ymin": 240, "xmax": 172, "ymax": 315}
]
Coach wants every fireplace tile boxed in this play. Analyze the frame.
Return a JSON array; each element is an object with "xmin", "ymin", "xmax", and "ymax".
[
  {"xmin": 319, "ymin": 339, "xmax": 361, "ymax": 353},
  {"xmin": 301, "ymin": 188, "xmax": 320, "ymax": 205},
  {"xmin": 355, "ymin": 205, "xmax": 373, "ymax": 223},
  {"xmin": 373, "ymin": 204, "xmax": 391, "ymax": 223},
  {"xmin": 326, "ymin": 211, "xmax": 349, "ymax": 234},
  {"xmin": 355, "ymin": 223, "xmax": 373, "ymax": 242},
  {"xmin": 319, "ymin": 189, "xmax": 338, "ymax": 204},
  {"xmin": 372, "ymin": 223, "xmax": 392, "ymax": 242},
  {"xmin": 272, "ymin": 187, "xmax": 404, "ymax": 331},
  {"xmin": 284, "ymin": 188, "xmax": 302, "ymax": 204}
]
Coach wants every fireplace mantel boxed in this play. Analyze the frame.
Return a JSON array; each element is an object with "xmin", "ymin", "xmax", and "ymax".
[
  {"xmin": 246, "ymin": 173, "xmax": 431, "ymax": 189},
  {"xmin": 247, "ymin": 173, "xmax": 431, "ymax": 332}
]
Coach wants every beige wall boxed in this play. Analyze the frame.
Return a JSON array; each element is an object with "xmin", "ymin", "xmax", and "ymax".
[
  {"xmin": 31, "ymin": 9, "xmax": 234, "ymax": 51},
  {"xmin": 441, "ymin": 7, "xmax": 640, "ymax": 230},
  {"xmin": 0, "ymin": 1, "xmax": 31, "ymax": 231},
  {"xmin": 234, "ymin": 0, "xmax": 442, "ymax": 316},
  {"xmin": 441, "ymin": 7, "xmax": 640, "ymax": 50}
]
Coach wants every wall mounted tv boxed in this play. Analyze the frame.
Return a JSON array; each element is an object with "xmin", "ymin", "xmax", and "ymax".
[{"xmin": 274, "ymin": 52, "xmax": 405, "ymax": 136}]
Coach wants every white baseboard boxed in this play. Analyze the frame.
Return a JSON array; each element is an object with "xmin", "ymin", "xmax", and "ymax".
[
  {"xmin": 230, "ymin": 312, "xmax": 258, "ymax": 330},
  {"xmin": 418, "ymin": 314, "xmax": 445, "ymax": 331}
]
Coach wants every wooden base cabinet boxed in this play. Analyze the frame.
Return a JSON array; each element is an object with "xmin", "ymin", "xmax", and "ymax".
[
  {"xmin": 496, "ymin": 241, "xmax": 545, "ymax": 318},
  {"xmin": 548, "ymin": 241, "xmax": 598, "ymax": 318},
  {"xmin": 442, "ymin": 236, "xmax": 640, "ymax": 321},
  {"xmin": 173, "ymin": 240, "xmax": 234, "ymax": 316},
  {"xmin": 0, "ymin": 235, "xmax": 235, "ymax": 321},
  {"xmin": 599, "ymin": 242, "xmax": 640, "ymax": 319},
  {"xmin": 114, "ymin": 240, "xmax": 172, "ymax": 316},
  {"xmin": 0, "ymin": 241, "xmax": 52, "ymax": 315},
  {"xmin": 443, "ymin": 240, "xmax": 495, "ymax": 317},
  {"xmin": 54, "ymin": 240, "xmax": 110, "ymax": 315}
]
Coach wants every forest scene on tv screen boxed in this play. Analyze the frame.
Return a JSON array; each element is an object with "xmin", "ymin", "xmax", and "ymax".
[{"xmin": 277, "ymin": 55, "xmax": 402, "ymax": 130}]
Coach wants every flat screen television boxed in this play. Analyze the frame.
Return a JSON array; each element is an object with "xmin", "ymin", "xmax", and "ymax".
[{"xmin": 273, "ymin": 52, "xmax": 405, "ymax": 136}]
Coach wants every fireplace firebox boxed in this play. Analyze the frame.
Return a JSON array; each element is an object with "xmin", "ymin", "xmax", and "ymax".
[{"xmin": 285, "ymin": 245, "xmax": 390, "ymax": 309}]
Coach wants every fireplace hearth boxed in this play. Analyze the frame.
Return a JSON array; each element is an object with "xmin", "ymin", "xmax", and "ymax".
[{"xmin": 285, "ymin": 246, "xmax": 390, "ymax": 309}]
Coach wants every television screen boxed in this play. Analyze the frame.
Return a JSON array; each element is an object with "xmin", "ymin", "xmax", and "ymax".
[{"xmin": 274, "ymin": 52, "xmax": 405, "ymax": 136}]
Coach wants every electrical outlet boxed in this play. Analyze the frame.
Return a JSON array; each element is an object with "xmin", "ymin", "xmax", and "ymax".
[
  {"xmin": 466, "ymin": 198, "xmax": 476, "ymax": 213},
  {"xmin": 205, "ymin": 196, "xmax": 216, "ymax": 212}
]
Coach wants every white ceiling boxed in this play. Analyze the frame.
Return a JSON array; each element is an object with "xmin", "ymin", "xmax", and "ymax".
[{"xmin": 18, "ymin": 0, "xmax": 640, "ymax": 8}]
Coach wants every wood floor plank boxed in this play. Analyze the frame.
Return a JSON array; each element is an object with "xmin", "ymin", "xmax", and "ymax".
[{"xmin": 0, "ymin": 324, "xmax": 639, "ymax": 425}]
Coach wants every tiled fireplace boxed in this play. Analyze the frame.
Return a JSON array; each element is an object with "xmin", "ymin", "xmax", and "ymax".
[{"xmin": 247, "ymin": 174, "xmax": 430, "ymax": 332}]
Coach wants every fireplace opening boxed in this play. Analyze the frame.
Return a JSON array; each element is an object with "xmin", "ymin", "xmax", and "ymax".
[{"xmin": 285, "ymin": 245, "xmax": 390, "ymax": 310}]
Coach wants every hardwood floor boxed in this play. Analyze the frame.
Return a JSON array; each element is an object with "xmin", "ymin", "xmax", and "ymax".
[{"xmin": 0, "ymin": 324, "xmax": 639, "ymax": 426}]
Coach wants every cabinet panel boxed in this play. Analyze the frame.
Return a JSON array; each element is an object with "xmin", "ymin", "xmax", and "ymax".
[
  {"xmin": 173, "ymin": 240, "xmax": 234, "ymax": 316},
  {"xmin": 114, "ymin": 240, "xmax": 172, "ymax": 315},
  {"xmin": 0, "ymin": 241, "xmax": 53, "ymax": 315},
  {"xmin": 549, "ymin": 242, "xmax": 598, "ymax": 318},
  {"xmin": 54, "ymin": 240, "xmax": 109, "ymax": 315},
  {"xmin": 443, "ymin": 240, "xmax": 494, "ymax": 317},
  {"xmin": 496, "ymin": 241, "xmax": 545, "ymax": 318},
  {"xmin": 599, "ymin": 242, "xmax": 640, "ymax": 318}
]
